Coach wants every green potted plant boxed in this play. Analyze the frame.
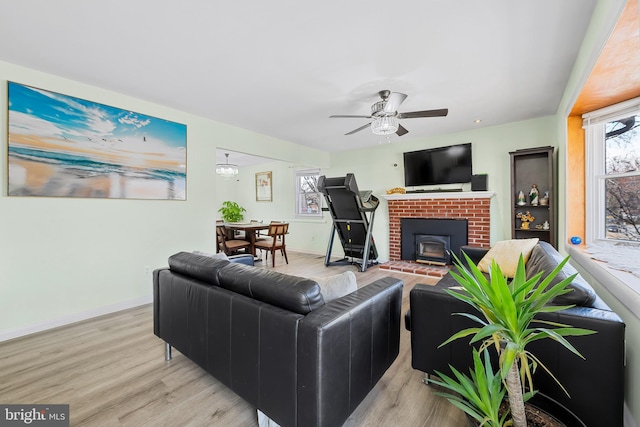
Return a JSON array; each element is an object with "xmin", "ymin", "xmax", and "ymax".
[
  {"xmin": 431, "ymin": 254, "xmax": 594, "ymax": 427},
  {"xmin": 218, "ymin": 201, "xmax": 246, "ymax": 223},
  {"xmin": 430, "ymin": 348, "xmax": 508, "ymax": 426}
]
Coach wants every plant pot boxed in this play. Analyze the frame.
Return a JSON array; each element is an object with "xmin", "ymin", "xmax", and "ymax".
[
  {"xmin": 525, "ymin": 392, "xmax": 586, "ymax": 427},
  {"xmin": 465, "ymin": 392, "xmax": 586, "ymax": 427}
]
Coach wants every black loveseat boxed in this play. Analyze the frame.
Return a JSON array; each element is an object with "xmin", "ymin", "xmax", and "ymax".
[
  {"xmin": 153, "ymin": 252, "xmax": 403, "ymax": 427},
  {"xmin": 405, "ymin": 241, "xmax": 625, "ymax": 427}
]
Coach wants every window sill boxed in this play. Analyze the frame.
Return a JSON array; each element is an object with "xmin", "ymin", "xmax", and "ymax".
[{"xmin": 566, "ymin": 243, "xmax": 640, "ymax": 319}]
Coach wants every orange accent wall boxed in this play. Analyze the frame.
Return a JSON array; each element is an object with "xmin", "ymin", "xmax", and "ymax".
[{"xmin": 566, "ymin": 116, "xmax": 586, "ymax": 242}]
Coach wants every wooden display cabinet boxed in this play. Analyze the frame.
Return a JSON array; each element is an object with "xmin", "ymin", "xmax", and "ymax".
[{"xmin": 509, "ymin": 146, "xmax": 556, "ymax": 247}]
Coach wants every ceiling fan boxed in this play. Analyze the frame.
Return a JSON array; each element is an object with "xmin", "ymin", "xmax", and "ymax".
[{"xmin": 330, "ymin": 90, "xmax": 448, "ymax": 137}]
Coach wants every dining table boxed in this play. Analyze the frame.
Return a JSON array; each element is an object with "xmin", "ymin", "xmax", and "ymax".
[{"xmin": 224, "ymin": 222, "xmax": 270, "ymax": 257}]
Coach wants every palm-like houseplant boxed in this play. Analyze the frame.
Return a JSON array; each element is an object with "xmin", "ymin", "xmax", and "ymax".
[{"xmin": 431, "ymin": 253, "xmax": 595, "ymax": 427}]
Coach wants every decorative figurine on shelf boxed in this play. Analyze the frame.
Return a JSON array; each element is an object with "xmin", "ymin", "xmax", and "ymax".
[
  {"xmin": 543, "ymin": 220, "xmax": 550, "ymax": 230},
  {"xmin": 517, "ymin": 190, "xmax": 527, "ymax": 206},
  {"xmin": 540, "ymin": 190, "xmax": 550, "ymax": 206},
  {"xmin": 517, "ymin": 211, "xmax": 535, "ymax": 229},
  {"xmin": 529, "ymin": 184, "xmax": 539, "ymax": 206}
]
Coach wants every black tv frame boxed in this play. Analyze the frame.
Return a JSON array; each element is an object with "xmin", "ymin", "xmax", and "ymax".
[{"xmin": 403, "ymin": 142, "xmax": 472, "ymax": 187}]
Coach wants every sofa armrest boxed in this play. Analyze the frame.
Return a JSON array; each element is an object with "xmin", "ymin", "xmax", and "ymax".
[
  {"xmin": 458, "ymin": 245, "xmax": 489, "ymax": 266},
  {"xmin": 297, "ymin": 277, "xmax": 403, "ymax": 427},
  {"xmin": 532, "ymin": 307, "xmax": 625, "ymax": 427}
]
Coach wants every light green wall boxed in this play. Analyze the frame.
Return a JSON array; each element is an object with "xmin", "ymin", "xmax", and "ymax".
[{"xmin": 0, "ymin": 60, "xmax": 327, "ymax": 338}]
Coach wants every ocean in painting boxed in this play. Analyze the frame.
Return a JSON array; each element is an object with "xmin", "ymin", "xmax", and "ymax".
[
  {"xmin": 8, "ymin": 146, "xmax": 186, "ymax": 199},
  {"xmin": 8, "ymin": 82, "xmax": 187, "ymax": 200}
]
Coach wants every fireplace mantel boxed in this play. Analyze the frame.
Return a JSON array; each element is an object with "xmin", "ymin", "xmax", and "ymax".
[{"xmin": 383, "ymin": 191, "xmax": 495, "ymax": 200}]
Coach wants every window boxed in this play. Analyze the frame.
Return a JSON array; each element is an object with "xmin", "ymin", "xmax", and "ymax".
[
  {"xmin": 295, "ymin": 169, "xmax": 322, "ymax": 218},
  {"xmin": 584, "ymin": 97, "xmax": 640, "ymax": 243}
]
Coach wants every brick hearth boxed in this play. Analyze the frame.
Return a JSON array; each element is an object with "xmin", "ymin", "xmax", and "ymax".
[{"xmin": 380, "ymin": 191, "xmax": 494, "ymax": 276}]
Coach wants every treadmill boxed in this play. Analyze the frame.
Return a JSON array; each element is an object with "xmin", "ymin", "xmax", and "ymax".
[{"xmin": 318, "ymin": 173, "xmax": 379, "ymax": 272}]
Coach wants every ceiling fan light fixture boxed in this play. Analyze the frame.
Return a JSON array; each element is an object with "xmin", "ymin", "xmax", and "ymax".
[
  {"xmin": 216, "ymin": 153, "xmax": 239, "ymax": 178},
  {"xmin": 371, "ymin": 116, "xmax": 398, "ymax": 135}
]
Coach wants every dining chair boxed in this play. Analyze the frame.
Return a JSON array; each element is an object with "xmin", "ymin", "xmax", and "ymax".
[
  {"xmin": 216, "ymin": 225, "xmax": 252, "ymax": 255},
  {"xmin": 254, "ymin": 222, "xmax": 289, "ymax": 267}
]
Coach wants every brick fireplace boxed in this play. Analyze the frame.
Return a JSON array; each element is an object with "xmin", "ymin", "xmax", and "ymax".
[{"xmin": 381, "ymin": 191, "xmax": 494, "ymax": 277}]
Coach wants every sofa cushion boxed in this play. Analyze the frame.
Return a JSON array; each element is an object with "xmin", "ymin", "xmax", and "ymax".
[
  {"xmin": 312, "ymin": 271, "xmax": 358, "ymax": 303},
  {"xmin": 477, "ymin": 238, "xmax": 538, "ymax": 277},
  {"xmin": 217, "ymin": 262, "xmax": 325, "ymax": 314},
  {"xmin": 168, "ymin": 251, "xmax": 230, "ymax": 285},
  {"xmin": 526, "ymin": 241, "xmax": 597, "ymax": 307}
]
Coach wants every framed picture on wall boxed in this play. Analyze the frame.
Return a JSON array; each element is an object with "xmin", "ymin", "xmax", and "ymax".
[
  {"xmin": 7, "ymin": 81, "xmax": 187, "ymax": 200},
  {"xmin": 256, "ymin": 171, "xmax": 272, "ymax": 202}
]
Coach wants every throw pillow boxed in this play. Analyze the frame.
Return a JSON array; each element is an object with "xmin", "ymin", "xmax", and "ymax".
[
  {"xmin": 193, "ymin": 250, "xmax": 229, "ymax": 261},
  {"xmin": 477, "ymin": 238, "xmax": 539, "ymax": 278},
  {"xmin": 312, "ymin": 271, "xmax": 358, "ymax": 303}
]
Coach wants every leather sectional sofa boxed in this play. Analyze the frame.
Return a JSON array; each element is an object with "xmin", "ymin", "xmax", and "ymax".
[
  {"xmin": 153, "ymin": 252, "xmax": 403, "ymax": 427},
  {"xmin": 405, "ymin": 241, "xmax": 625, "ymax": 427}
]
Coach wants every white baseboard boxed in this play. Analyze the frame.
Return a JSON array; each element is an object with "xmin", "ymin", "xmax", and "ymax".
[
  {"xmin": 625, "ymin": 403, "xmax": 637, "ymax": 427},
  {"xmin": 0, "ymin": 295, "xmax": 153, "ymax": 343}
]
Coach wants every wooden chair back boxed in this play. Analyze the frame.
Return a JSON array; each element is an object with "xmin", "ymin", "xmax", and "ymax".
[
  {"xmin": 255, "ymin": 223, "xmax": 289, "ymax": 267},
  {"xmin": 216, "ymin": 225, "xmax": 251, "ymax": 255},
  {"xmin": 266, "ymin": 222, "xmax": 288, "ymax": 244}
]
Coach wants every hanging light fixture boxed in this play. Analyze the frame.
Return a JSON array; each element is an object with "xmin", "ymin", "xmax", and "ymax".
[
  {"xmin": 216, "ymin": 153, "xmax": 239, "ymax": 179},
  {"xmin": 371, "ymin": 116, "xmax": 399, "ymax": 135}
]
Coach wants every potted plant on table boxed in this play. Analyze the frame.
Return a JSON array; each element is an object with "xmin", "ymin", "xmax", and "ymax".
[
  {"xmin": 429, "ymin": 254, "xmax": 594, "ymax": 427},
  {"xmin": 218, "ymin": 201, "xmax": 246, "ymax": 223}
]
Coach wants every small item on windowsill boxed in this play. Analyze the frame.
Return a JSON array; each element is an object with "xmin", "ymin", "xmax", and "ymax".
[{"xmin": 570, "ymin": 236, "xmax": 582, "ymax": 245}]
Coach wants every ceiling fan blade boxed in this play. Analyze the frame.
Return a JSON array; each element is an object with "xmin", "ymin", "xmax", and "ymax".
[
  {"xmin": 330, "ymin": 114, "xmax": 372, "ymax": 119},
  {"xmin": 383, "ymin": 92, "xmax": 408, "ymax": 113},
  {"xmin": 398, "ymin": 108, "xmax": 448, "ymax": 119},
  {"xmin": 345, "ymin": 123, "xmax": 371, "ymax": 135},
  {"xmin": 396, "ymin": 124, "xmax": 409, "ymax": 136}
]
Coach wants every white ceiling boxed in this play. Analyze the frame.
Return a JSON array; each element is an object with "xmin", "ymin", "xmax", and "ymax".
[{"xmin": 1, "ymin": 0, "xmax": 598, "ymax": 159}]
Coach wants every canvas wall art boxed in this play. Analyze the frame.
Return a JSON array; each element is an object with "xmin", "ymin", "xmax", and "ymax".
[
  {"xmin": 7, "ymin": 82, "xmax": 187, "ymax": 200},
  {"xmin": 256, "ymin": 171, "xmax": 272, "ymax": 202}
]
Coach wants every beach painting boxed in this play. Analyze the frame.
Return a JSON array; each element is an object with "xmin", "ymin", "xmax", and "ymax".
[{"xmin": 8, "ymin": 82, "xmax": 187, "ymax": 200}]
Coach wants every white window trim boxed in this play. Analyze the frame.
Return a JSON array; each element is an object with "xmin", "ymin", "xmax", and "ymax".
[
  {"xmin": 294, "ymin": 168, "xmax": 323, "ymax": 219},
  {"xmin": 583, "ymin": 96, "xmax": 640, "ymax": 244},
  {"xmin": 580, "ymin": 97, "xmax": 640, "ymax": 313}
]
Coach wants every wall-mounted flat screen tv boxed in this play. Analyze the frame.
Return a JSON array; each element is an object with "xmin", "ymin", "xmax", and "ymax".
[{"xmin": 403, "ymin": 143, "xmax": 472, "ymax": 187}]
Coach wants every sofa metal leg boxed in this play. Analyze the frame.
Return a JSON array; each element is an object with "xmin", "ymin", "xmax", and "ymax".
[
  {"xmin": 165, "ymin": 343, "xmax": 172, "ymax": 361},
  {"xmin": 423, "ymin": 373, "xmax": 430, "ymax": 385}
]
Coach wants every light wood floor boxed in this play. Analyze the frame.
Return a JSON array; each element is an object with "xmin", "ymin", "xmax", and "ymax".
[{"xmin": 0, "ymin": 252, "xmax": 467, "ymax": 426}]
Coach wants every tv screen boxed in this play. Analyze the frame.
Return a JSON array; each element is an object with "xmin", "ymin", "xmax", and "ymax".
[{"xmin": 403, "ymin": 143, "xmax": 472, "ymax": 187}]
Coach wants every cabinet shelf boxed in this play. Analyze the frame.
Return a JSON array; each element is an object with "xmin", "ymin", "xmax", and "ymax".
[
  {"xmin": 510, "ymin": 146, "xmax": 556, "ymax": 247},
  {"xmin": 514, "ymin": 205, "xmax": 550, "ymax": 209}
]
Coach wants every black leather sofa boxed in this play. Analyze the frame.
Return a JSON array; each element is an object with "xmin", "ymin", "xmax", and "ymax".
[
  {"xmin": 153, "ymin": 252, "xmax": 403, "ymax": 427},
  {"xmin": 405, "ymin": 241, "xmax": 625, "ymax": 427}
]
